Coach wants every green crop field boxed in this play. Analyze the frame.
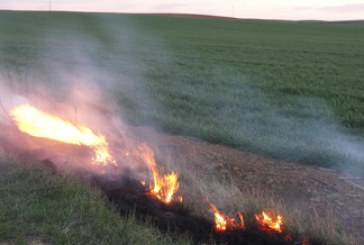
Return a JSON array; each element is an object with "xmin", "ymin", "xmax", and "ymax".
[{"xmin": 1, "ymin": 11, "xmax": 363, "ymax": 171}]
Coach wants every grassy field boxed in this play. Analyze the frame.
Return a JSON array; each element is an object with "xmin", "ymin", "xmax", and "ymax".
[
  {"xmin": 0, "ymin": 156, "xmax": 190, "ymax": 244},
  {"xmin": 1, "ymin": 11, "xmax": 364, "ymax": 170}
]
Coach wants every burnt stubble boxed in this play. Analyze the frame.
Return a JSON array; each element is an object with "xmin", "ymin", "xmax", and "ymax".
[{"xmin": 93, "ymin": 174, "xmax": 323, "ymax": 245}]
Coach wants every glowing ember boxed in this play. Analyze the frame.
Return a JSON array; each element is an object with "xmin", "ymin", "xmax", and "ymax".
[
  {"xmin": 255, "ymin": 211, "xmax": 283, "ymax": 233},
  {"xmin": 10, "ymin": 104, "xmax": 114, "ymax": 165},
  {"xmin": 135, "ymin": 143, "xmax": 181, "ymax": 204},
  {"xmin": 210, "ymin": 204, "xmax": 245, "ymax": 232}
]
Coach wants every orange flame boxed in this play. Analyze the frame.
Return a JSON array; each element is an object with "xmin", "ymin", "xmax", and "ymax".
[
  {"xmin": 135, "ymin": 143, "xmax": 180, "ymax": 204},
  {"xmin": 210, "ymin": 204, "xmax": 245, "ymax": 232},
  {"xmin": 10, "ymin": 104, "xmax": 114, "ymax": 165},
  {"xmin": 255, "ymin": 211, "xmax": 283, "ymax": 233}
]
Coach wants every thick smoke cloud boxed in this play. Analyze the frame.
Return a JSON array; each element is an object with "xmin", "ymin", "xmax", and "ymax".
[{"xmin": 0, "ymin": 16, "xmax": 142, "ymax": 175}]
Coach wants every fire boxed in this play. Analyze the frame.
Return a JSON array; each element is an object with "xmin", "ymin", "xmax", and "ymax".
[
  {"xmin": 210, "ymin": 204, "xmax": 285, "ymax": 234},
  {"xmin": 255, "ymin": 211, "xmax": 283, "ymax": 233},
  {"xmin": 10, "ymin": 104, "xmax": 114, "ymax": 165},
  {"xmin": 135, "ymin": 143, "xmax": 180, "ymax": 204},
  {"xmin": 9, "ymin": 105, "xmax": 299, "ymax": 240},
  {"xmin": 210, "ymin": 204, "xmax": 245, "ymax": 232}
]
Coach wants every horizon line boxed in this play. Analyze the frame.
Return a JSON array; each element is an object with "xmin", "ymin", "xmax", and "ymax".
[{"xmin": 1, "ymin": 9, "xmax": 364, "ymax": 22}]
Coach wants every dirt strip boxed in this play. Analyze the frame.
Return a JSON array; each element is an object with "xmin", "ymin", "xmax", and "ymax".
[{"xmin": 132, "ymin": 126, "xmax": 364, "ymax": 245}]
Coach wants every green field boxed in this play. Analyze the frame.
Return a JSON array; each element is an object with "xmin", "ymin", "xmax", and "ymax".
[{"xmin": 1, "ymin": 11, "xmax": 363, "ymax": 171}]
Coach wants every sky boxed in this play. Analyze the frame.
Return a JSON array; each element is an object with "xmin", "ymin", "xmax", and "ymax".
[{"xmin": 1, "ymin": 0, "xmax": 364, "ymax": 20}]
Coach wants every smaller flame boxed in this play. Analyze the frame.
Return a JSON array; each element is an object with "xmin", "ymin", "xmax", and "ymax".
[
  {"xmin": 210, "ymin": 204, "xmax": 245, "ymax": 232},
  {"xmin": 238, "ymin": 211, "xmax": 245, "ymax": 229},
  {"xmin": 150, "ymin": 172, "xmax": 180, "ymax": 204},
  {"xmin": 135, "ymin": 143, "xmax": 181, "ymax": 204},
  {"xmin": 255, "ymin": 211, "xmax": 283, "ymax": 233}
]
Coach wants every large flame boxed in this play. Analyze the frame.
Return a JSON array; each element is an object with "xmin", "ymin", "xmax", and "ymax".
[
  {"xmin": 135, "ymin": 143, "xmax": 180, "ymax": 204},
  {"xmin": 210, "ymin": 204, "xmax": 245, "ymax": 232},
  {"xmin": 10, "ymin": 104, "xmax": 114, "ymax": 165},
  {"xmin": 255, "ymin": 211, "xmax": 283, "ymax": 233}
]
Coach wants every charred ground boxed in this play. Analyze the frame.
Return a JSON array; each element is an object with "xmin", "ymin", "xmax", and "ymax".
[{"xmin": 92, "ymin": 173, "xmax": 322, "ymax": 245}]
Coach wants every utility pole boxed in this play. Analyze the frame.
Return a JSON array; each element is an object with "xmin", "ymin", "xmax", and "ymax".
[
  {"xmin": 48, "ymin": 0, "xmax": 52, "ymax": 11},
  {"xmin": 232, "ymin": 0, "xmax": 236, "ymax": 18}
]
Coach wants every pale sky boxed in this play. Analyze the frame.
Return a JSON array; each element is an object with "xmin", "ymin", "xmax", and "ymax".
[{"xmin": 1, "ymin": 0, "xmax": 364, "ymax": 20}]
